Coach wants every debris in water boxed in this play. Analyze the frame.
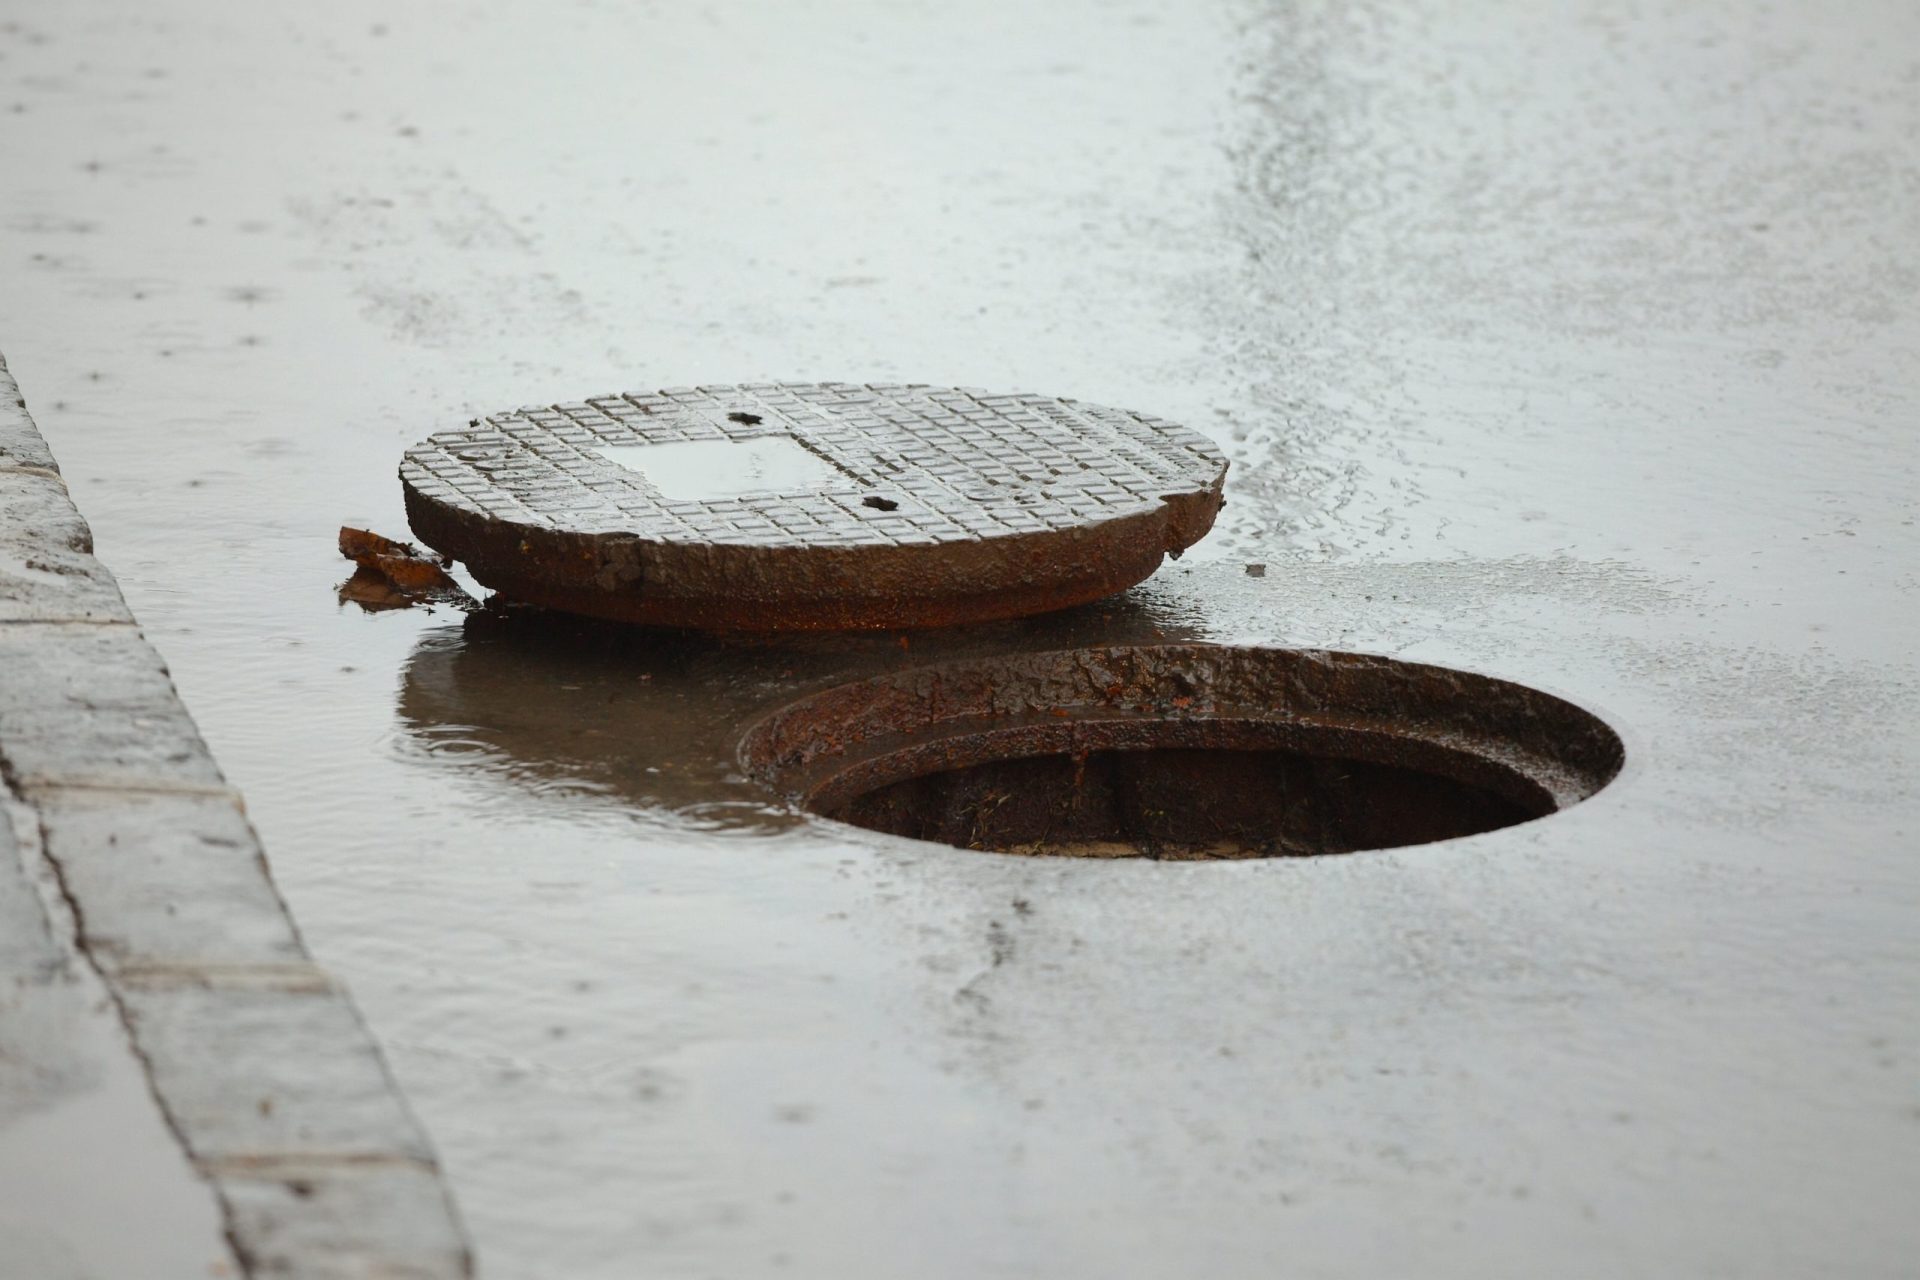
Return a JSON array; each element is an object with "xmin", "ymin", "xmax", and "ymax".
[{"xmin": 337, "ymin": 526, "xmax": 475, "ymax": 612}]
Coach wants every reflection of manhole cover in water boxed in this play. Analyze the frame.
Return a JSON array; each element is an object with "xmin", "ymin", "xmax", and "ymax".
[{"xmin": 401, "ymin": 383, "xmax": 1227, "ymax": 630}]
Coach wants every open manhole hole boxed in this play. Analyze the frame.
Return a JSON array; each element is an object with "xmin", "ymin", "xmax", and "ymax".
[{"xmin": 741, "ymin": 646, "xmax": 1623, "ymax": 859}]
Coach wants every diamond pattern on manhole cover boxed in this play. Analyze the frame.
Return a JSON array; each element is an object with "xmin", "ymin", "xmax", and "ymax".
[{"xmin": 401, "ymin": 383, "xmax": 1227, "ymax": 630}]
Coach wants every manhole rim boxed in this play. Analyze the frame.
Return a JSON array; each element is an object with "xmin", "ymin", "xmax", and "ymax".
[{"xmin": 738, "ymin": 642, "xmax": 1628, "ymax": 859}]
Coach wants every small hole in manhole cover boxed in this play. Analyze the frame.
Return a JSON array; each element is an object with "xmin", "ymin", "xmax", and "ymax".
[
  {"xmin": 861, "ymin": 495, "xmax": 900, "ymax": 511},
  {"xmin": 740, "ymin": 646, "xmax": 1623, "ymax": 859}
]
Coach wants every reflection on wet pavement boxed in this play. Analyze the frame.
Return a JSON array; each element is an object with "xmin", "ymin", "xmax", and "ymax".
[{"xmin": 395, "ymin": 595, "xmax": 1206, "ymax": 830}]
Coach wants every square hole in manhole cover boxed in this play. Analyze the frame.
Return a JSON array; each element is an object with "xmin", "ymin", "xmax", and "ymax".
[{"xmin": 594, "ymin": 436, "xmax": 850, "ymax": 500}]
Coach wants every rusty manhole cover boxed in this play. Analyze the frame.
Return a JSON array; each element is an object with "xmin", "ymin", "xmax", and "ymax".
[{"xmin": 401, "ymin": 383, "xmax": 1227, "ymax": 630}]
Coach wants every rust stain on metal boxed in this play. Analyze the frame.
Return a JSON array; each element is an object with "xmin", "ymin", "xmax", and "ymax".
[{"xmin": 399, "ymin": 383, "xmax": 1227, "ymax": 630}]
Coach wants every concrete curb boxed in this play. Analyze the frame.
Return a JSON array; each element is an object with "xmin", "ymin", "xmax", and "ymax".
[{"xmin": 0, "ymin": 351, "xmax": 472, "ymax": 1278}]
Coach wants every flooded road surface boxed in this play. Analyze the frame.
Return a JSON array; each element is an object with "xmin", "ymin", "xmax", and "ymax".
[{"xmin": 4, "ymin": 0, "xmax": 1918, "ymax": 1276}]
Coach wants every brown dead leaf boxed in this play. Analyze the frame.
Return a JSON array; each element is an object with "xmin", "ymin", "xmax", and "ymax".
[{"xmin": 337, "ymin": 526, "xmax": 474, "ymax": 611}]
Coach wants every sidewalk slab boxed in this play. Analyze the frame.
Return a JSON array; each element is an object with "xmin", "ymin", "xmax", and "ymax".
[
  {"xmin": 1, "ymin": 797, "xmax": 237, "ymax": 1279},
  {"xmin": 0, "ymin": 464, "xmax": 130, "ymax": 625},
  {"xmin": 0, "ymin": 353, "xmax": 56, "ymax": 472},
  {"xmin": 0, "ymin": 353, "xmax": 471, "ymax": 1278}
]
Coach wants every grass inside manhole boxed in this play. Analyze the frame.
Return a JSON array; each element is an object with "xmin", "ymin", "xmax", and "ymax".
[{"xmin": 740, "ymin": 645, "xmax": 1623, "ymax": 860}]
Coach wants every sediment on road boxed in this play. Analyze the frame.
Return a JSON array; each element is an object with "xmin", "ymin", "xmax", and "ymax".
[{"xmin": 0, "ymin": 349, "xmax": 472, "ymax": 1278}]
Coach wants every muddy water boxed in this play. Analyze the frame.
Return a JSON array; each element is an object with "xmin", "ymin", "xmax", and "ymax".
[{"xmin": 4, "ymin": 0, "xmax": 1918, "ymax": 1277}]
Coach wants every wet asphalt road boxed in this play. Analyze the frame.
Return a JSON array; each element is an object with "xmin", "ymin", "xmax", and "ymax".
[{"xmin": 2, "ymin": 1, "xmax": 1917, "ymax": 1276}]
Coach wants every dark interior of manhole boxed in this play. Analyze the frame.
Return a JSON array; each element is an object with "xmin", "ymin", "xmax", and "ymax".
[
  {"xmin": 831, "ymin": 747, "xmax": 1539, "ymax": 858},
  {"xmin": 741, "ymin": 645, "xmax": 1624, "ymax": 860}
]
